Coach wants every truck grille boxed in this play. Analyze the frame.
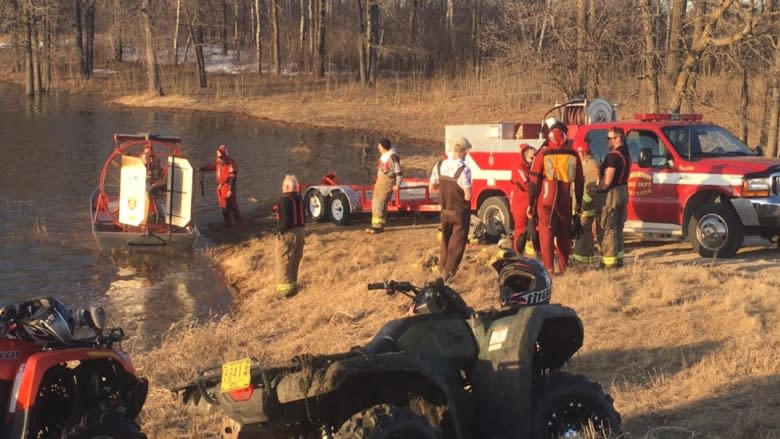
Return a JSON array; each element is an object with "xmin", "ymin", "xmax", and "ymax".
[{"xmin": 774, "ymin": 176, "xmax": 780, "ymax": 196}]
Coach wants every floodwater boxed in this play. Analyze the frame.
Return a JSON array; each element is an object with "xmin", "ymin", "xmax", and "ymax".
[{"xmin": 0, "ymin": 82, "xmax": 374, "ymax": 346}]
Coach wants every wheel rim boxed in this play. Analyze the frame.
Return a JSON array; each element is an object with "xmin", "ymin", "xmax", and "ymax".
[
  {"xmin": 697, "ymin": 213, "xmax": 728, "ymax": 251},
  {"xmin": 544, "ymin": 399, "xmax": 608, "ymax": 438},
  {"xmin": 484, "ymin": 206, "xmax": 506, "ymax": 236},
  {"xmin": 331, "ymin": 198, "xmax": 345, "ymax": 221},
  {"xmin": 308, "ymin": 196, "xmax": 323, "ymax": 218}
]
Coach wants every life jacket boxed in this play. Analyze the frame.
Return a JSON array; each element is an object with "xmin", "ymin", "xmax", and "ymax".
[{"xmin": 542, "ymin": 149, "xmax": 578, "ymax": 183}]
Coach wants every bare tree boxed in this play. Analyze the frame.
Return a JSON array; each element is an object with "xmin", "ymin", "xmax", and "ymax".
[
  {"xmin": 141, "ymin": 0, "xmax": 163, "ymax": 95},
  {"xmin": 256, "ymin": 0, "xmax": 263, "ymax": 75},
  {"xmin": 669, "ymin": 0, "xmax": 756, "ymax": 112},
  {"xmin": 640, "ymin": 0, "xmax": 659, "ymax": 112},
  {"xmin": 270, "ymin": 0, "xmax": 280, "ymax": 75},
  {"xmin": 666, "ymin": 0, "xmax": 686, "ymax": 80}
]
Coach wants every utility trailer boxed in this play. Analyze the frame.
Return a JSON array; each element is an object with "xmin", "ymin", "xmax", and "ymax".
[{"xmin": 303, "ymin": 173, "xmax": 440, "ymax": 226}]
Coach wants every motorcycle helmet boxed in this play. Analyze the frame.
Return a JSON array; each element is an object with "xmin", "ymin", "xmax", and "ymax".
[
  {"xmin": 491, "ymin": 257, "xmax": 552, "ymax": 308},
  {"xmin": 19, "ymin": 297, "xmax": 74, "ymax": 345}
]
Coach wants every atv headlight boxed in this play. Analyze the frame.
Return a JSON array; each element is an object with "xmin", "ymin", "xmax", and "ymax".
[{"xmin": 742, "ymin": 178, "xmax": 770, "ymax": 197}]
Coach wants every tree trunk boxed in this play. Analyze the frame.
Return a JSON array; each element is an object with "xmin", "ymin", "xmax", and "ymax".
[
  {"xmin": 221, "ymin": 0, "xmax": 229, "ymax": 55},
  {"xmin": 356, "ymin": 0, "xmax": 366, "ymax": 85},
  {"xmin": 315, "ymin": 0, "xmax": 326, "ymax": 77},
  {"xmin": 141, "ymin": 0, "xmax": 163, "ymax": 96},
  {"xmin": 766, "ymin": 52, "xmax": 780, "ymax": 157},
  {"xmin": 575, "ymin": 0, "xmax": 586, "ymax": 97},
  {"xmin": 446, "ymin": 0, "xmax": 454, "ymax": 56},
  {"xmin": 367, "ymin": 2, "xmax": 379, "ymax": 86},
  {"xmin": 640, "ymin": 0, "xmax": 659, "ymax": 112},
  {"xmin": 24, "ymin": 4, "xmax": 34, "ymax": 96},
  {"xmin": 586, "ymin": 0, "xmax": 598, "ymax": 98},
  {"xmin": 111, "ymin": 0, "xmax": 123, "ymax": 62},
  {"xmin": 75, "ymin": 0, "xmax": 85, "ymax": 77},
  {"xmin": 270, "ymin": 0, "xmax": 280, "ymax": 75},
  {"xmin": 256, "ymin": 0, "xmax": 263, "ymax": 75},
  {"xmin": 173, "ymin": 0, "xmax": 181, "ymax": 65},
  {"xmin": 84, "ymin": 0, "xmax": 95, "ymax": 78},
  {"xmin": 471, "ymin": 0, "xmax": 481, "ymax": 79},
  {"xmin": 30, "ymin": 11, "xmax": 43, "ymax": 95},
  {"xmin": 233, "ymin": 1, "xmax": 242, "ymax": 62},
  {"xmin": 298, "ymin": 0, "xmax": 306, "ymax": 70},
  {"xmin": 739, "ymin": 66, "xmax": 749, "ymax": 143},
  {"xmin": 666, "ymin": 0, "xmax": 685, "ymax": 80}
]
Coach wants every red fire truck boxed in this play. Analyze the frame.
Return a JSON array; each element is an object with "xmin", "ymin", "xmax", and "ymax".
[{"xmin": 450, "ymin": 98, "xmax": 780, "ymax": 257}]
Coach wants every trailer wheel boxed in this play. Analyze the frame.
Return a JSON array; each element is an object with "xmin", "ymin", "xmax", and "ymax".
[
  {"xmin": 688, "ymin": 203, "xmax": 743, "ymax": 258},
  {"xmin": 478, "ymin": 196, "xmax": 511, "ymax": 241},
  {"xmin": 329, "ymin": 192, "xmax": 352, "ymax": 226},
  {"xmin": 304, "ymin": 189, "xmax": 329, "ymax": 223}
]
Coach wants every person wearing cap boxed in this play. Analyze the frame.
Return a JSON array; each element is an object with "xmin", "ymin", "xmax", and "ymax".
[
  {"xmin": 510, "ymin": 143, "xmax": 538, "ymax": 256},
  {"xmin": 199, "ymin": 144, "xmax": 242, "ymax": 227},
  {"xmin": 274, "ymin": 174, "xmax": 306, "ymax": 297},
  {"xmin": 367, "ymin": 138, "xmax": 403, "ymax": 234},
  {"xmin": 429, "ymin": 137, "xmax": 473, "ymax": 282},
  {"xmin": 527, "ymin": 128, "xmax": 584, "ymax": 274},
  {"xmin": 572, "ymin": 140, "xmax": 605, "ymax": 265}
]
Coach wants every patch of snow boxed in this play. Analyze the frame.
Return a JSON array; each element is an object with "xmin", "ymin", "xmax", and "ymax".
[{"xmin": 93, "ymin": 68, "xmax": 118, "ymax": 75}]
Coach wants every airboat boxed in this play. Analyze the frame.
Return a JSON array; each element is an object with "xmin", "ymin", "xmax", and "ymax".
[{"xmin": 90, "ymin": 133, "xmax": 198, "ymax": 249}]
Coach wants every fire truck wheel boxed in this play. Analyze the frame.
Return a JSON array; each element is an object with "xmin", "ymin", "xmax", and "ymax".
[
  {"xmin": 688, "ymin": 203, "xmax": 744, "ymax": 258},
  {"xmin": 329, "ymin": 192, "xmax": 352, "ymax": 226},
  {"xmin": 304, "ymin": 189, "xmax": 329, "ymax": 223},
  {"xmin": 478, "ymin": 196, "xmax": 511, "ymax": 241}
]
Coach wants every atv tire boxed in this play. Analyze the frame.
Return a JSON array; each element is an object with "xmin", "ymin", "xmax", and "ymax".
[
  {"xmin": 335, "ymin": 403, "xmax": 441, "ymax": 439},
  {"xmin": 62, "ymin": 409, "xmax": 147, "ymax": 439},
  {"xmin": 532, "ymin": 372, "xmax": 621, "ymax": 439}
]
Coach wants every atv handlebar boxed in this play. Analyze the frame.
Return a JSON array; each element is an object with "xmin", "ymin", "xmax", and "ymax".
[{"xmin": 367, "ymin": 281, "xmax": 419, "ymax": 299}]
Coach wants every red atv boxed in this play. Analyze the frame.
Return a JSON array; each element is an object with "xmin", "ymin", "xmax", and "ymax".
[{"xmin": 0, "ymin": 297, "xmax": 148, "ymax": 438}]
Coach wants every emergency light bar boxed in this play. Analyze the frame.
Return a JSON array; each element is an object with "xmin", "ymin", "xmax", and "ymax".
[{"xmin": 634, "ymin": 113, "xmax": 703, "ymax": 122}]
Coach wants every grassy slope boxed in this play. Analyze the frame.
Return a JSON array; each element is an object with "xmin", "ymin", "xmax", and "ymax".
[
  {"xmin": 3, "ymin": 64, "xmax": 778, "ymax": 437},
  {"xmin": 115, "ymin": 78, "xmax": 780, "ymax": 438}
]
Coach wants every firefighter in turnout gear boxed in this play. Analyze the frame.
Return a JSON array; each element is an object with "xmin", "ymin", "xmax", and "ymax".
[
  {"xmin": 199, "ymin": 144, "xmax": 242, "ymax": 227},
  {"xmin": 597, "ymin": 127, "xmax": 631, "ymax": 268},
  {"xmin": 510, "ymin": 143, "xmax": 538, "ymax": 256},
  {"xmin": 572, "ymin": 140, "xmax": 605, "ymax": 264},
  {"xmin": 367, "ymin": 138, "xmax": 403, "ymax": 234},
  {"xmin": 527, "ymin": 128, "xmax": 584, "ymax": 274},
  {"xmin": 429, "ymin": 137, "xmax": 473, "ymax": 283},
  {"xmin": 274, "ymin": 174, "xmax": 306, "ymax": 297}
]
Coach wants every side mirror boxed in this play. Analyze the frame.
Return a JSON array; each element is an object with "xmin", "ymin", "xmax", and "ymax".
[
  {"xmin": 638, "ymin": 148, "xmax": 653, "ymax": 168},
  {"xmin": 755, "ymin": 145, "xmax": 765, "ymax": 156}
]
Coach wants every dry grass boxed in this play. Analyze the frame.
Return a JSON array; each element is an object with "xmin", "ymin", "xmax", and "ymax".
[
  {"xmin": 3, "ymin": 57, "xmax": 779, "ymax": 438},
  {"xmin": 133, "ymin": 215, "xmax": 780, "ymax": 438}
]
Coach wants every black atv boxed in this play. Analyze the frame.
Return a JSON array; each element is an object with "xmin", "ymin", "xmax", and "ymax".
[{"xmin": 176, "ymin": 257, "xmax": 620, "ymax": 438}]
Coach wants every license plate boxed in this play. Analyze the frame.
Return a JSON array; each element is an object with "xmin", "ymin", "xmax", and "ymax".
[{"xmin": 221, "ymin": 357, "xmax": 251, "ymax": 393}]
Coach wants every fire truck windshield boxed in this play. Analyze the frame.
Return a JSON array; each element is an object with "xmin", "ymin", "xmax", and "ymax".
[{"xmin": 661, "ymin": 125, "xmax": 757, "ymax": 161}]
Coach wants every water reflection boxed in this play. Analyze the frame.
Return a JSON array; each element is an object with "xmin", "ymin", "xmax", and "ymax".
[{"xmin": 97, "ymin": 250, "xmax": 231, "ymax": 349}]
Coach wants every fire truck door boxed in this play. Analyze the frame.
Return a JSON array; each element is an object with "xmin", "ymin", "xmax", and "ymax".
[{"xmin": 625, "ymin": 130, "xmax": 680, "ymax": 224}]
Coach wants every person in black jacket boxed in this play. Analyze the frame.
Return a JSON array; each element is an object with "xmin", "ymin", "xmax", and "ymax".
[{"xmin": 274, "ymin": 175, "xmax": 306, "ymax": 297}]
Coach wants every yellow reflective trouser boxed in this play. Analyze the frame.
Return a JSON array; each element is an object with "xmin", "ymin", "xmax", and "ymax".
[
  {"xmin": 275, "ymin": 227, "xmax": 306, "ymax": 294},
  {"xmin": 599, "ymin": 185, "xmax": 627, "ymax": 267},
  {"xmin": 371, "ymin": 173, "xmax": 395, "ymax": 227},
  {"xmin": 573, "ymin": 193, "xmax": 605, "ymax": 263}
]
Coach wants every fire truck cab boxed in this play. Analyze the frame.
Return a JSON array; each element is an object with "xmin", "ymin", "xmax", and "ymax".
[{"xmin": 448, "ymin": 99, "xmax": 780, "ymax": 257}]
